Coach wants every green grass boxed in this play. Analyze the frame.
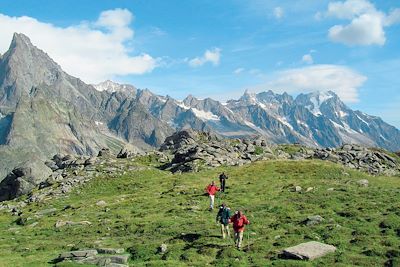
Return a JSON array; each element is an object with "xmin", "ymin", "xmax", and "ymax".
[
  {"xmin": 0, "ymin": 159, "xmax": 399, "ymax": 266},
  {"xmin": 275, "ymin": 144, "xmax": 304, "ymax": 155}
]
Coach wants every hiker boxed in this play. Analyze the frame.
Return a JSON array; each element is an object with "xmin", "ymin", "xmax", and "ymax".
[
  {"xmin": 216, "ymin": 203, "xmax": 231, "ymax": 239},
  {"xmin": 229, "ymin": 210, "xmax": 250, "ymax": 249},
  {"xmin": 205, "ymin": 181, "xmax": 220, "ymax": 210},
  {"xmin": 219, "ymin": 172, "xmax": 228, "ymax": 192}
]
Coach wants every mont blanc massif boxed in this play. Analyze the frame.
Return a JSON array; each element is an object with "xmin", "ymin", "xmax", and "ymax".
[{"xmin": 0, "ymin": 33, "xmax": 399, "ymax": 179}]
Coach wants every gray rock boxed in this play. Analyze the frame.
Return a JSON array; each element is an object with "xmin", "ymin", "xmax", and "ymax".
[
  {"xmin": 0, "ymin": 160, "xmax": 52, "ymax": 201},
  {"xmin": 97, "ymin": 248, "xmax": 124, "ymax": 254},
  {"xmin": 108, "ymin": 255, "xmax": 129, "ymax": 264},
  {"xmin": 294, "ymin": 186, "xmax": 302, "ymax": 192},
  {"xmin": 96, "ymin": 200, "xmax": 107, "ymax": 207},
  {"xmin": 357, "ymin": 179, "xmax": 369, "ymax": 187},
  {"xmin": 117, "ymin": 145, "xmax": 139, "ymax": 158},
  {"xmin": 55, "ymin": 220, "xmax": 92, "ymax": 228},
  {"xmin": 159, "ymin": 243, "xmax": 168, "ymax": 254},
  {"xmin": 98, "ymin": 148, "xmax": 111, "ymax": 157},
  {"xmin": 305, "ymin": 187, "xmax": 314, "ymax": 192},
  {"xmin": 305, "ymin": 215, "xmax": 324, "ymax": 226},
  {"xmin": 283, "ymin": 241, "xmax": 336, "ymax": 260},
  {"xmin": 36, "ymin": 208, "xmax": 57, "ymax": 216},
  {"xmin": 59, "ymin": 249, "xmax": 98, "ymax": 259}
]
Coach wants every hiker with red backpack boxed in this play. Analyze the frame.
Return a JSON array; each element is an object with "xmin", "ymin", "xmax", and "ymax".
[
  {"xmin": 205, "ymin": 181, "xmax": 220, "ymax": 210},
  {"xmin": 229, "ymin": 210, "xmax": 250, "ymax": 249}
]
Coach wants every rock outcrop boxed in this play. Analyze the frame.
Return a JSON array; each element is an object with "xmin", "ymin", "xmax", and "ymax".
[
  {"xmin": 54, "ymin": 248, "xmax": 129, "ymax": 267},
  {"xmin": 283, "ymin": 241, "xmax": 337, "ymax": 260},
  {"xmin": 159, "ymin": 130, "xmax": 273, "ymax": 173},
  {"xmin": 160, "ymin": 131, "xmax": 400, "ymax": 175},
  {"xmin": 312, "ymin": 145, "xmax": 399, "ymax": 175},
  {"xmin": 0, "ymin": 160, "xmax": 52, "ymax": 201}
]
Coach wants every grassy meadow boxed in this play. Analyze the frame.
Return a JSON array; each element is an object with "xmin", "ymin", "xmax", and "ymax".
[{"xmin": 0, "ymin": 158, "xmax": 399, "ymax": 266}]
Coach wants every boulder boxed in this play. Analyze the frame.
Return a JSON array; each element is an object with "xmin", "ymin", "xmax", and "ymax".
[
  {"xmin": 283, "ymin": 241, "xmax": 336, "ymax": 260},
  {"xmin": 117, "ymin": 145, "xmax": 140, "ymax": 159},
  {"xmin": 59, "ymin": 249, "xmax": 98, "ymax": 259},
  {"xmin": 98, "ymin": 148, "xmax": 111, "ymax": 157},
  {"xmin": 0, "ymin": 160, "xmax": 52, "ymax": 201}
]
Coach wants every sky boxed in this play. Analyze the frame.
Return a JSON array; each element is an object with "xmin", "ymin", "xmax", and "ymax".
[{"xmin": 0, "ymin": 0, "xmax": 399, "ymax": 128}]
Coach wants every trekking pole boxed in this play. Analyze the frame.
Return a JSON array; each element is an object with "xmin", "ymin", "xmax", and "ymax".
[{"xmin": 247, "ymin": 225, "xmax": 250, "ymax": 251}]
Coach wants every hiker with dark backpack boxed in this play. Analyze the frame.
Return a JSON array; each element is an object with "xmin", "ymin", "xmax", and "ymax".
[
  {"xmin": 216, "ymin": 203, "xmax": 231, "ymax": 239},
  {"xmin": 219, "ymin": 172, "xmax": 228, "ymax": 192},
  {"xmin": 229, "ymin": 210, "xmax": 250, "ymax": 250},
  {"xmin": 205, "ymin": 181, "xmax": 220, "ymax": 210}
]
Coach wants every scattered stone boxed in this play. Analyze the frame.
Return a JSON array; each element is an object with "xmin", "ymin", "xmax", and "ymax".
[
  {"xmin": 158, "ymin": 243, "xmax": 168, "ymax": 254},
  {"xmin": 327, "ymin": 188, "xmax": 334, "ymax": 191},
  {"xmin": 55, "ymin": 220, "xmax": 92, "ymax": 228},
  {"xmin": 304, "ymin": 215, "xmax": 324, "ymax": 226},
  {"xmin": 36, "ymin": 208, "xmax": 57, "ymax": 216},
  {"xmin": 117, "ymin": 145, "xmax": 140, "ymax": 159},
  {"xmin": 283, "ymin": 241, "xmax": 337, "ymax": 260},
  {"xmin": 294, "ymin": 186, "xmax": 302, "ymax": 192},
  {"xmin": 108, "ymin": 255, "xmax": 129, "ymax": 264},
  {"xmin": 306, "ymin": 187, "xmax": 314, "ymax": 192},
  {"xmin": 96, "ymin": 200, "xmax": 107, "ymax": 207},
  {"xmin": 55, "ymin": 247, "xmax": 129, "ymax": 267},
  {"xmin": 98, "ymin": 148, "xmax": 111, "ymax": 157},
  {"xmin": 357, "ymin": 179, "xmax": 369, "ymax": 187}
]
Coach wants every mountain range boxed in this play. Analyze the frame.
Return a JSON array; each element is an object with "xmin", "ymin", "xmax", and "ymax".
[{"xmin": 1, "ymin": 33, "xmax": 399, "ymax": 180}]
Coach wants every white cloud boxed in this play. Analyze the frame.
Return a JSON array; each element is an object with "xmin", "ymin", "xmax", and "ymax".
[
  {"xmin": 329, "ymin": 13, "xmax": 385, "ymax": 45},
  {"xmin": 234, "ymin": 68, "xmax": 245, "ymax": 74},
  {"xmin": 385, "ymin": 8, "xmax": 400, "ymax": 26},
  {"xmin": 302, "ymin": 54, "xmax": 314, "ymax": 64},
  {"xmin": 324, "ymin": 0, "xmax": 400, "ymax": 46},
  {"xmin": 260, "ymin": 65, "xmax": 367, "ymax": 103},
  {"xmin": 327, "ymin": 0, "xmax": 375, "ymax": 19},
  {"xmin": 0, "ymin": 9, "xmax": 158, "ymax": 83},
  {"xmin": 273, "ymin": 7, "xmax": 284, "ymax": 19},
  {"xmin": 189, "ymin": 48, "xmax": 221, "ymax": 67}
]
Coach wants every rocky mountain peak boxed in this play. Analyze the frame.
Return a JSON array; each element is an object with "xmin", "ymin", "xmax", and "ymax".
[
  {"xmin": 10, "ymin": 33, "xmax": 33, "ymax": 49},
  {"xmin": 93, "ymin": 80, "xmax": 136, "ymax": 93},
  {"xmin": 295, "ymin": 91, "xmax": 341, "ymax": 116},
  {"xmin": 182, "ymin": 94, "xmax": 198, "ymax": 106}
]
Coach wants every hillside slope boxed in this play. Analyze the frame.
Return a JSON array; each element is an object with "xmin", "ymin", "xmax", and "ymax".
[{"xmin": 0, "ymin": 159, "xmax": 399, "ymax": 266}]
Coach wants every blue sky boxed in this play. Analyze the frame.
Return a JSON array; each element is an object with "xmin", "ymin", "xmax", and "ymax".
[{"xmin": 0, "ymin": 0, "xmax": 399, "ymax": 128}]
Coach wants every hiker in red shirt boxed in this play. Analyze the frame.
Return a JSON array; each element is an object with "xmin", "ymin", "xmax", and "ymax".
[
  {"xmin": 229, "ymin": 210, "xmax": 250, "ymax": 249},
  {"xmin": 205, "ymin": 181, "xmax": 220, "ymax": 210}
]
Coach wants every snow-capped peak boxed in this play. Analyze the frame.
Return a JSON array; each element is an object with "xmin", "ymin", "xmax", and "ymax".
[
  {"xmin": 92, "ymin": 80, "xmax": 136, "ymax": 93},
  {"xmin": 305, "ymin": 91, "xmax": 335, "ymax": 116},
  {"xmin": 240, "ymin": 89, "xmax": 257, "ymax": 104}
]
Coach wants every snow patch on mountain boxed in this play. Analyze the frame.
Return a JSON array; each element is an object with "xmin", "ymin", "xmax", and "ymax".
[
  {"xmin": 93, "ymin": 80, "xmax": 135, "ymax": 93},
  {"xmin": 176, "ymin": 101, "xmax": 190, "ymax": 110},
  {"xmin": 307, "ymin": 91, "xmax": 334, "ymax": 116},
  {"xmin": 191, "ymin": 108, "xmax": 220, "ymax": 121},
  {"xmin": 276, "ymin": 116, "xmax": 293, "ymax": 130},
  {"xmin": 356, "ymin": 114, "xmax": 370, "ymax": 126}
]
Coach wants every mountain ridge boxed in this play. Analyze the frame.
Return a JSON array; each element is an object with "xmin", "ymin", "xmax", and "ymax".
[{"xmin": 1, "ymin": 32, "xmax": 399, "ymax": 181}]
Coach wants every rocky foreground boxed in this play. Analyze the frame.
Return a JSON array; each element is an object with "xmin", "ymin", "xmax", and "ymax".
[{"xmin": 0, "ymin": 130, "xmax": 399, "ymax": 211}]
